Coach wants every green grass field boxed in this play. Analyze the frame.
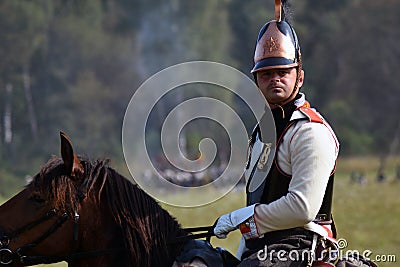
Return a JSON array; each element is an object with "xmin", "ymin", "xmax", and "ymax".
[{"xmin": 1, "ymin": 156, "xmax": 398, "ymax": 266}]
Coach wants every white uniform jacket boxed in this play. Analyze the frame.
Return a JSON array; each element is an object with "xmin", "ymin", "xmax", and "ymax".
[{"xmin": 249, "ymin": 94, "xmax": 339, "ymax": 237}]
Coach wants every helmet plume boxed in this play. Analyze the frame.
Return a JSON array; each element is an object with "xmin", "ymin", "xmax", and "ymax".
[{"xmin": 276, "ymin": 0, "xmax": 293, "ymax": 23}]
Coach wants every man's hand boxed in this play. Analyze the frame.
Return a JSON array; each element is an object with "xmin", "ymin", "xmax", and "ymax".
[
  {"xmin": 213, "ymin": 204, "xmax": 260, "ymax": 239},
  {"xmin": 213, "ymin": 213, "xmax": 236, "ymax": 239}
]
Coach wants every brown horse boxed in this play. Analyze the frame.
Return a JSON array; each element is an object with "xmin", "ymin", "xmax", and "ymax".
[{"xmin": 0, "ymin": 132, "xmax": 189, "ymax": 266}]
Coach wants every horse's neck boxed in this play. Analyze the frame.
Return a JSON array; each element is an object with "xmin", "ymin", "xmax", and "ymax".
[
  {"xmin": 126, "ymin": 202, "xmax": 186, "ymax": 266},
  {"xmin": 69, "ymin": 200, "xmax": 128, "ymax": 266},
  {"xmin": 76, "ymin": 198, "xmax": 183, "ymax": 266},
  {"xmin": 80, "ymin": 169, "xmax": 185, "ymax": 266},
  {"xmin": 136, "ymin": 207, "xmax": 186, "ymax": 266}
]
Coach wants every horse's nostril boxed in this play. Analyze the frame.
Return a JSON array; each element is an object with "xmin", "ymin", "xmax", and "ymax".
[
  {"xmin": 0, "ymin": 228, "xmax": 10, "ymax": 248},
  {"xmin": 0, "ymin": 236, "xmax": 10, "ymax": 248}
]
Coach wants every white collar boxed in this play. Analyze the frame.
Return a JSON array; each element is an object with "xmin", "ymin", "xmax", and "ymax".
[{"xmin": 290, "ymin": 93, "xmax": 309, "ymax": 121}]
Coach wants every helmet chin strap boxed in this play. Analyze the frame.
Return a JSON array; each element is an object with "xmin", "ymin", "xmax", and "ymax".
[{"xmin": 269, "ymin": 103, "xmax": 286, "ymax": 119}]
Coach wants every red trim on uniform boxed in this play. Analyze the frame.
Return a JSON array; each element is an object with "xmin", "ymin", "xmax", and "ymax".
[
  {"xmin": 321, "ymin": 225, "xmax": 333, "ymax": 238},
  {"xmin": 239, "ymin": 223, "xmax": 250, "ymax": 234},
  {"xmin": 298, "ymin": 104, "xmax": 339, "ymax": 176},
  {"xmin": 289, "ymin": 126, "xmax": 302, "ymax": 144},
  {"xmin": 323, "ymin": 123, "xmax": 339, "ymax": 150},
  {"xmin": 302, "ymin": 100, "xmax": 311, "ymax": 108},
  {"xmin": 322, "ymin": 124, "xmax": 339, "ymax": 176},
  {"xmin": 274, "ymin": 102, "xmax": 338, "ymax": 178},
  {"xmin": 298, "ymin": 107, "xmax": 324, "ymax": 124},
  {"xmin": 253, "ymin": 210, "xmax": 261, "ymax": 237}
]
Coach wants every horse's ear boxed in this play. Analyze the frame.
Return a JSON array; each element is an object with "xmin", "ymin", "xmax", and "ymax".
[{"xmin": 60, "ymin": 131, "xmax": 84, "ymax": 179}]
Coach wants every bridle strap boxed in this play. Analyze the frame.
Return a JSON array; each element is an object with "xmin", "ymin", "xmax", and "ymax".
[
  {"xmin": 15, "ymin": 213, "xmax": 69, "ymax": 256},
  {"xmin": 3, "ymin": 209, "xmax": 57, "ymax": 240},
  {"xmin": 72, "ymin": 210, "xmax": 80, "ymax": 255},
  {"xmin": 0, "ymin": 210, "xmax": 69, "ymax": 265}
]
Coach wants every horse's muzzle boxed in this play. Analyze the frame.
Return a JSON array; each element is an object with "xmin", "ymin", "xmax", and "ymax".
[
  {"xmin": 0, "ymin": 248, "xmax": 14, "ymax": 265},
  {"xmin": 0, "ymin": 229, "xmax": 14, "ymax": 265}
]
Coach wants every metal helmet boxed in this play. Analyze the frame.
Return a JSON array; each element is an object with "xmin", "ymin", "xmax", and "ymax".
[{"xmin": 251, "ymin": 0, "xmax": 301, "ymax": 73}]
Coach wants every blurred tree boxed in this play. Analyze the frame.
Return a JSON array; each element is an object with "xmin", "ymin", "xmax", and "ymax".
[
  {"xmin": 0, "ymin": 1, "xmax": 48, "ymax": 159},
  {"xmin": 0, "ymin": 0, "xmax": 399, "ymax": 193}
]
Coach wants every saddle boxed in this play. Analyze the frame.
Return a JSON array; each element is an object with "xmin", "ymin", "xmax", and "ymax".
[{"xmin": 175, "ymin": 239, "xmax": 240, "ymax": 267}]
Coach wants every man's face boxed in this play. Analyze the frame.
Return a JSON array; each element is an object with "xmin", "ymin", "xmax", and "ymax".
[{"xmin": 256, "ymin": 67, "xmax": 304, "ymax": 105}]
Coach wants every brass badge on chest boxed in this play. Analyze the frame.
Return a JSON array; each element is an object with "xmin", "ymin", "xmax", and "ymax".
[{"xmin": 257, "ymin": 143, "xmax": 272, "ymax": 170}]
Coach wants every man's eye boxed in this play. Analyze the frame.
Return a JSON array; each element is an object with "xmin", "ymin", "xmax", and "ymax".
[
  {"xmin": 279, "ymin": 71, "xmax": 289, "ymax": 76},
  {"xmin": 261, "ymin": 72, "xmax": 272, "ymax": 77}
]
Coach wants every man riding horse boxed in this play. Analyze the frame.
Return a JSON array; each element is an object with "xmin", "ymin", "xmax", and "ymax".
[{"xmin": 211, "ymin": 1, "xmax": 377, "ymax": 266}]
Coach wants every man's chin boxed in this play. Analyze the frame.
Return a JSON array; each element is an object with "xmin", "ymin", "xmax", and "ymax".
[{"xmin": 266, "ymin": 95, "xmax": 286, "ymax": 105}]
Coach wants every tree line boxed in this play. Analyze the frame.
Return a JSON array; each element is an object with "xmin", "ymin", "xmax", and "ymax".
[{"xmin": 0, "ymin": 0, "xmax": 399, "ymax": 195}]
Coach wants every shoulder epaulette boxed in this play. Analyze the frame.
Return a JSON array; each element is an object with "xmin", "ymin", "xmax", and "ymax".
[{"xmin": 298, "ymin": 107, "xmax": 324, "ymax": 123}]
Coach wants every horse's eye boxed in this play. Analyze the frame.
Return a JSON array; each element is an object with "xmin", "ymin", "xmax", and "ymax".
[{"xmin": 30, "ymin": 194, "xmax": 46, "ymax": 204}]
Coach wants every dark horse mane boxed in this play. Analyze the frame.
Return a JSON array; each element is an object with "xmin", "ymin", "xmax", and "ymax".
[{"xmin": 31, "ymin": 156, "xmax": 186, "ymax": 266}]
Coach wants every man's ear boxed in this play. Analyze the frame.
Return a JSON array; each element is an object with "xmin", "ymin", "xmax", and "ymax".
[
  {"xmin": 297, "ymin": 69, "xmax": 305, "ymax": 88},
  {"xmin": 60, "ymin": 131, "xmax": 84, "ymax": 179}
]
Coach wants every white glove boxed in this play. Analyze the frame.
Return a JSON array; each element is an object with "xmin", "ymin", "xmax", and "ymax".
[{"xmin": 213, "ymin": 204, "xmax": 259, "ymax": 239}]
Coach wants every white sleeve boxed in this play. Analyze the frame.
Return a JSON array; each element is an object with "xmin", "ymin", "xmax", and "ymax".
[{"xmin": 254, "ymin": 121, "xmax": 339, "ymax": 233}]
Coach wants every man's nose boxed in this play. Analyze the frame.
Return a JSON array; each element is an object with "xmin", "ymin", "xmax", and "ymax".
[{"xmin": 270, "ymin": 72, "xmax": 280, "ymax": 81}]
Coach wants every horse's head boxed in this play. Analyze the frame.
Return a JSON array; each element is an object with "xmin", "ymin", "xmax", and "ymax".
[
  {"xmin": 0, "ymin": 132, "xmax": 87, "ymax": 266},
  {"xmin": 0, "ymin": 132, "xmax": 187, "ymax": 266}
]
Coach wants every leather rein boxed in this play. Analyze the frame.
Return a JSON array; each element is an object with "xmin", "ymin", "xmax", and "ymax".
[{"xmin": 172, "ymin": 226, "xmax": 215, "ymax": 244}]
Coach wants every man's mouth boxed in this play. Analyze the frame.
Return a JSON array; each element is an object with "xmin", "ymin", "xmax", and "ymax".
[{"xmin": 268, "ymin": 86, "xmax": 283, "ymax": 92}]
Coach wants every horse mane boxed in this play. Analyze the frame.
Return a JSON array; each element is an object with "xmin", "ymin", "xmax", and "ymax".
[{"xmin": 32, "ymin": 156, "xmax": 186, "ymax": 266}]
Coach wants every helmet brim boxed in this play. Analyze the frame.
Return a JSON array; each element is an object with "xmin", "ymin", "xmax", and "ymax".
[{"xmin": 251, "ymin": 58, "xmax": 298, "ymax": 73}]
